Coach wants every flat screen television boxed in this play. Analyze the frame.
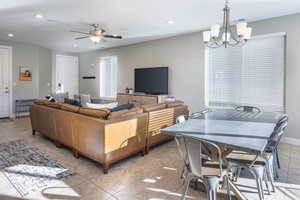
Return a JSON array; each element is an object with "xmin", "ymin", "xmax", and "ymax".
[{"xmin": 135, "ymin": 67, "xmax": 168, "ymax": 94}]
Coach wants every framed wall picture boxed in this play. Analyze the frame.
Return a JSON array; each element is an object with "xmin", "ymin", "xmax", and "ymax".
[{"xmin": 19, "ymin": 66, "xmax": 32, "ymax": 81}]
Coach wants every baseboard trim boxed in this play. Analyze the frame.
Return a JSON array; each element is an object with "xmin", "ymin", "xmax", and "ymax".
[
  {"xmin": 281, "ymin": 137, "xmax": 300, "ymax": 146},
  {"xmin": 10, "ymin": 112, "xmax": 30, "ymax": 119}
]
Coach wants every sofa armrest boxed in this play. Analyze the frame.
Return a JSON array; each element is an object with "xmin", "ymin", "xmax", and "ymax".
[{"xmin": 103, "ymin": 113, "xmax": 148, "ymax": 161}]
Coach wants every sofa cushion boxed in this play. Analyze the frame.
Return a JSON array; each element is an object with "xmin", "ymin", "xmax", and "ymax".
[
  {"xmin": 79, "ymin": 107, "xmax": 110, "ymax": 118},
  {"xmin": 142, "ymin": 102, "xmax": 167, "ymax": 112},
  {"xmin": 61, "ymin": 103, "xmax": 80, "ymax": 112},
  {"xmin": 166, "ymin": 100, "xmax": 184, "ymax": 108},
  {"xmin": 34, "ymin": 99, "xmax": 48, "ymax": 105},
  {"xmin": 43, "ymin": 101, "xmax": 62, "ymax": 109},
  {"xmin": 110, "ymin": 103, "xmax": 134, "ymax": 112},
  {"xmin": 108, "ymin": 107, "xmax": 143, "ymax": 119}
]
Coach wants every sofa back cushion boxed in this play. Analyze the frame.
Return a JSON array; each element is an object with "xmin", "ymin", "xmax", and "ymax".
[
  {"xmin": 108, "ymin": 107, "xmax": 143, "ymax": 119},
  {"xmin": 61, "ymin": 103, "xmax": 80, "ymax": 113},
  {"xmin": 142, "ymin": 102, "xmax": 167, "ymax": 112},
  {"xmin": 166, "ymin": 100, "xmax": 184, "ymax": 108},
  {"xmin": 79, "ymin": 107, "xmax": 110, "ymax": 119},
  {"xmin": 34, "ymin": 99, "xmax": 48, "ymax": 105}
]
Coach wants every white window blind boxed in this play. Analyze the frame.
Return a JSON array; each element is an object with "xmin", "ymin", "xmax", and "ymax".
[
  {"xmin": 205, "ymin": 33, "xmax": 285, "ymax": 112},
  {"xmin": 99, "ymin": 56, "xmax": 118, "ymax": 99}
]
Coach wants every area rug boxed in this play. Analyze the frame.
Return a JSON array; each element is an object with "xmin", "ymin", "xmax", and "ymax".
[{"xmin": 0, "ymin": 140, "xmax": 75, "ymax": 197}]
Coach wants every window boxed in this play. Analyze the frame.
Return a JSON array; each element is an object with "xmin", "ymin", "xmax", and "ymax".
[
  {"xmin": 99, "ymin": 56, "xmax": 118, "ymax": 99},
  {"xmin": 205, "ymin": 33, "xmax": 285, "ymax": 112}
]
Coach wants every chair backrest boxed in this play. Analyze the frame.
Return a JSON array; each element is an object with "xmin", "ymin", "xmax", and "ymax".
[
  {"xmin": 277, "ymin": 114, "xmax": 288, "ymax": 125},
  {"xmin": 189, "ymin": 108, "xmax": 211, "ymax": 119},
  {"xmin": 176, "ymin": 115, "xmax": 186, "ymax": 124},
  {"xmin": 183, "ymin": 136, "xmax": 223, "ymax": 178},
  {"xmin": 268, "ymin": 120, "xmax": 288, "ymax": 148},
  {"xmin": 175, "ymin": 115, "xmax": 188, "ymax": 165},
  {"xmin": 235, "ymin": 105, "xmax": 261, "ymax": 113},
  {"xmin": 80, "ymin": 94, "xmax": 91, "ymax": 107}
]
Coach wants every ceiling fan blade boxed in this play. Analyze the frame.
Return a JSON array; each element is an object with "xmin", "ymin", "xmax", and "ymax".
[
  {"xmin": 75, "ymin": 36, "xmax": 89, "ymax": 40},
  {"xmin": 103, "ymin": 34, "xmax": 122, "ymax": 39},
  {"xmin": 70, "ymin": 30, "xmax": 90, "ymax": 35}
]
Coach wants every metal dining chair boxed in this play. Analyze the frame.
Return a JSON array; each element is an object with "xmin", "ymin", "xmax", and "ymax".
[
  {"xmin": 235, "ymin": 105, "xmax": 261, "ymax": 113},
  {"xmin": 227, "ymin": 150, "xmax": 272, "ymax": 200},
  {"xmin": 175, "ymin": 114, "xmax": 211, "ymax": 181},
  {"xmin": 227, "ymin": 120, "xmax": 288, "ymax": 200},
  {"xmin": 189, "ymin": 108, "xmax": 212, "ymax": 119},
  {"xmin": 179, "ymin": 136, "xmax": 231, "ymax": 200},
  {"xmin": 266, "ymin": 116, "xmax": 288, "ymax": 179}
]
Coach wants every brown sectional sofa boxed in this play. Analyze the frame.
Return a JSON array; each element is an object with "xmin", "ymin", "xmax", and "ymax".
[{"xmin": 30, "ymin": 100, "xmax": 188, "ymax": 173}]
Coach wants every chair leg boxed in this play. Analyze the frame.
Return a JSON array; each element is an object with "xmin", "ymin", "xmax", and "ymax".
[
  {"xmin": 226, "ymin": 176, "xmax": 232, "ymax": 200},
  {"xmin": 275, "ymin": 147, "xmax": 281, "ymax": 169},
  {"xmin": 250, "ymin": 167, "xmax": 265, "ymax": 200},
  {"xmin": 263, "ymin": 169, "xmax": 271, "ymax": 195},
  {"xmin": 235, "ymin": 167, "xmax": 242, "ymax": 182},
  {"xmin": 180, "ymin": 174, "xmax": 192, "ymax": 200},
  {"xmin": 205, "ymin": 177, "xmax": 219, "ymax": 200},
  {"xmin": 266, "ymin": 156, "xmax": 276, "ymax": 192}
]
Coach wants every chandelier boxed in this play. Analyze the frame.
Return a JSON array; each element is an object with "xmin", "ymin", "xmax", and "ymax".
[{"xmin": 203, "ymin": 0, "xmax": 252, "ymax": 48}]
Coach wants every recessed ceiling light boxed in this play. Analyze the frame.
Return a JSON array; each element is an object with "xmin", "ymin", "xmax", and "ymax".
[
  {"xmin": 167, "ymin": 20, "xmax": 174, "ymax": 25},
  {"xmin": 8, "ymin": 33, "xmax": 14, "ymax": 37},
  {"xmin": 34, "ymin": 14, "xmax": 44, "ymax": 19}
]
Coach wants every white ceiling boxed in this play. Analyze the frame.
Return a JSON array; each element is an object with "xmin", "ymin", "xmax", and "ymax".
[{"xmin": 1, "ymin": 0, "xmax": 300, "ymax": 52}]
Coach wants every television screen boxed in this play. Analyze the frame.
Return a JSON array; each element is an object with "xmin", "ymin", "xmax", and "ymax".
[{"xmin": 135, "ymin": 67, "xmax": 168, "ymax": 94}]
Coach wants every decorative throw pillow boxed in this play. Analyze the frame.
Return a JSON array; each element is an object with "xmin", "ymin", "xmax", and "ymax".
[
  {"xmin": 86, "ymin": 102, "xmax": 118, "ymax": 109},
  {"xmin": 64, "ymin": 98, "xmax": 82, "ymax": 107},
  {"xmin": 110, "ymin": 104, "xmax": 134, "ymax": 112},
  {"xmin": 45, "ymin": 95, "xmax": 56, "ymax": 102}
]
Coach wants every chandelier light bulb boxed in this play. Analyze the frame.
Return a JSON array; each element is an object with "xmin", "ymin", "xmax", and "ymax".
[
  {"xmin": 211, "ymin": 25, "xmax": 220, "ymax": 37},
  {"xmin": 203, "ymin": 31, "xmax": 211, "ymax": 42},
  {"xmin": 222, "ymin": 32, "xmax": 231, "ymax": 42},
  {"xmin": 244, "ymin": 27, "xmax": 252, "ymax": 39},
  {"xmin": 237, "ymin": 21, "xmax": 247, "ymax": 36}
]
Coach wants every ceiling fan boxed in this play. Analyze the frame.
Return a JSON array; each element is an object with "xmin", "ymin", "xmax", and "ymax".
[{"xmin": 70, "ymin": 24, "xmax": 122, "ymax": 44}]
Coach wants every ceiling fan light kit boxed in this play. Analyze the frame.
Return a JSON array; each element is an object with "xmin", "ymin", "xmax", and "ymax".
[
  {"xmin": 203, "ymin": 0, "xmax": 252, "ymax": 48},
  {"xmin": 71, "ymin": 24, "xmax": 122, "ymax": 44}
]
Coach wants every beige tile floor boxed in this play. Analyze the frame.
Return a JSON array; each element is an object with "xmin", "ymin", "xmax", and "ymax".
[{"xmin": 0, "ymin": 117, "xmax": 300, "ymax": 200}]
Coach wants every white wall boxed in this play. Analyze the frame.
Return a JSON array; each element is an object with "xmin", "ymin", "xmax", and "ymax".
[
  {"xmin": 79, "ymin": 13, "xmax": 300, "ymax": 139},
  {"xmin": 0, "ymin": 40, "xmax": 52, "ymax": 111}
]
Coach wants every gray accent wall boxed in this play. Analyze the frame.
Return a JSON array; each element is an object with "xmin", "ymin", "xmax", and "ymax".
[
  {"xmin": 79, "ymin": 33, "xmax": 205, "ymax": 111},
  {"xmin": 0, "ymin": 40, "xmax": 52, "ymax": 111},
  {"xmin": 79, "ymin": 13, "xmax": 300, "ymax": 139}
]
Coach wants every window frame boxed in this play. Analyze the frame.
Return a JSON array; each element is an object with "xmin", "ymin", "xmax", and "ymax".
[{"xmin": 204, "ymin": 32, "xmax": 286, "ymax": 112}]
